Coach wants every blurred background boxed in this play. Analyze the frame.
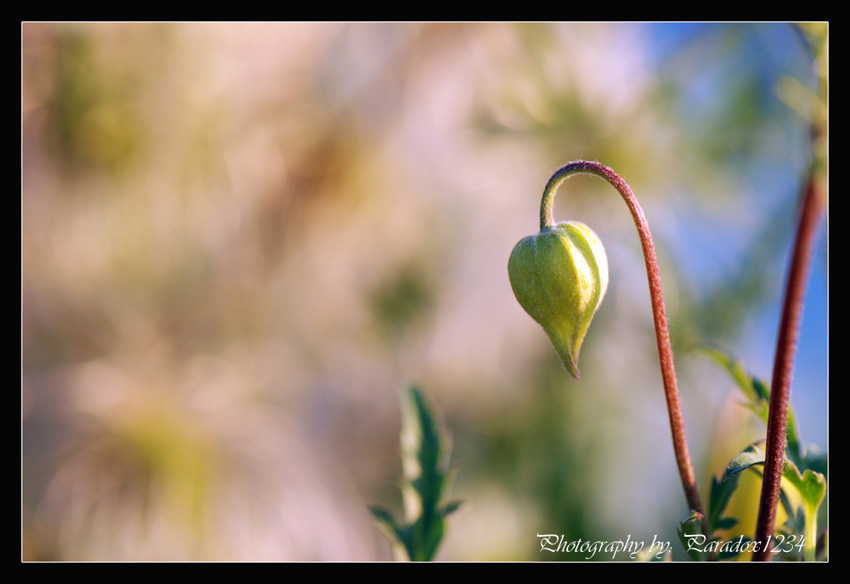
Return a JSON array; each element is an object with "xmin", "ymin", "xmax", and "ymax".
[{"xmin": 22, "ymin": 22, "xmax": 827, "ymax": 561}]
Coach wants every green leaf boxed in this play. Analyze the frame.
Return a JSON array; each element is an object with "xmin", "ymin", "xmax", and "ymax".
[
  {"xmin": 677, "ymin": 511, "xmax": 709, "ymax": 561},
  {"xmin": 442, "ymin": 500, "xmax": 463, "ymax": 516},
  {"xmin": 370, "ymin": 505, "xmax": 404, "ymax": 539},
  {"xmin": 723, "ymin": 442, "xmax": 767, "ymax": 481},
  {"xmin": 369, "ymin": 505, "xmax": 412, "ymax": 561},
  {"xmin": 799, "ymin": 447, "xmax": 828, "ymax": 481},
  {"xmin": 699, "ymin": 347, "xmax": 803, "ymax": 464},
  {"xmin": 781, "ymin": 463, "xmax": 827, "ymax": 519},
  {"xmin": 706, "ymin": 472, "xmax": 741, "ymax": 534},
  {"xmin": 700, "ymin": 346, "xmax": 760, "ymax": 403},
  {"xmin": 714, "ymin": 517, "xmax": 738, "ymax": 531}
]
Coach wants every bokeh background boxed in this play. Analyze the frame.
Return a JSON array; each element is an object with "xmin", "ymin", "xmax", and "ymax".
[{"xmin": 22, "ymin": 22, "xmax": 827, "ymax": 561}]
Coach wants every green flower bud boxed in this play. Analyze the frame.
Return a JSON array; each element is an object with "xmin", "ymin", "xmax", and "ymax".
[{"xmin": 508, "ymin": 221, "xmax": 608, "ymax": 381}]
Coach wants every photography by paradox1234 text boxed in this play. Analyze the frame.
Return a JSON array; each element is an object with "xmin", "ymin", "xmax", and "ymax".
[
  {"xmin": 537, "ymin": 533, "xmax": 671, "ymax": 560},
  {"xmin": 537, "ymin": 532, "xmax": 810, "ymax": 560}
]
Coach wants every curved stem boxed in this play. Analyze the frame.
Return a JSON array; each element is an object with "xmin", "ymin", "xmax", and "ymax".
[
  {"xmin": 752, "ymin": 173, "xmax": 825, "ymax": 561},
  {"xmin": 541, "ymin": 160, "xmax": 704, "ymax": 517}
]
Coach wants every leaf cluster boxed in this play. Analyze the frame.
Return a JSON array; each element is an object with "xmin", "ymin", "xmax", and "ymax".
[{"xmin": 677, "ymin": 348, "xmax": 827, "ymax": 561}]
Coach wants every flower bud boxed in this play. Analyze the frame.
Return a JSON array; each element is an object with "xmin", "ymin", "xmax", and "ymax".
[{"xmin": 508, "ymin": 221, "xmax": 608, "ymax": 380}]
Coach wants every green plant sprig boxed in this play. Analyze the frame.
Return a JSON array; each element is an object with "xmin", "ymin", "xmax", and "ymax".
[{"xmin": 370, "ymin": 385, "xmax": 462, "ymax": 561}]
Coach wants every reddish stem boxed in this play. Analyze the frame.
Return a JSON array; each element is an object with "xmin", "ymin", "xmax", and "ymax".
[
  {"xmin": 541, "ymin": 160, "xmax": 705, "ymax": 517},
  {"xmin": 752, "ymin": 174, "xmax": 824, "ymax": 561}
]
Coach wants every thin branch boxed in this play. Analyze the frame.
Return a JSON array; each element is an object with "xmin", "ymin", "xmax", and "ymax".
[
  {"xmin": 541, "ymin": 160, "xmax": 704, "ymax": 517},
  {"xmin": 752, "ymin": 174, "xmax": 825, "ymax": 561}
]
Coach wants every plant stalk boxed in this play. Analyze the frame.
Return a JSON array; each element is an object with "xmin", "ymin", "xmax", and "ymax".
[
  {"xmin": 541, "ymin": 160, "xmax": 704, "ymax": 517},
  {"xmin": 752, "ymin": 174, "xmax": 824, "ymax": 561}
]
